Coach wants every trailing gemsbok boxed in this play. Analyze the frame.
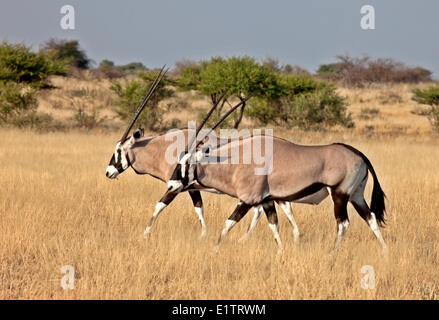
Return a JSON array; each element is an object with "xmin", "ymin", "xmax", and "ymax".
[{"xmin": 165, "ymin": 128, "xmax": 388, "ymax": 255}]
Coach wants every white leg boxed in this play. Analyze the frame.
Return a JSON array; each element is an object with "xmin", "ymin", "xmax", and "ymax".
[
  {"xmin": 268, "ymin": 222, "xmax": 283, "ymax": 254},
  {"xmin": 195, "ymin": 206, "xmax": 207, "ymax": 239},
  {"xmin": 331, "ymin": 220, "xmax": 350, "ymax": 254},
  {"xmin": 214, "ymin": 219, "xmax": 237, "ymax": 252},
  {"xmin": 278, "ymin": 201, "xmax": 300, "ymax": 242},
  {"xmin": 368, "ymin": 212, "xmax": 388, "ymax": 256},
  {"xmin": 238, "ymin": 206, "xmax": 263, "ymax": 243},
  {"xmin": 143, "ymin": 202, "xmax": 167, "ymax": 237}
]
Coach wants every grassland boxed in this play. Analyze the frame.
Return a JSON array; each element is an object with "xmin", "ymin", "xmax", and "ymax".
[{"xmin": 0, "ymin": 77, "xmax": 438, "ymax": 299}]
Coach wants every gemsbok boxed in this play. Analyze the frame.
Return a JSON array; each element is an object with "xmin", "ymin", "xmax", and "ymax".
[{"xmin": 165, "ymin": 122, "xmax": 388, "ymax": 255}]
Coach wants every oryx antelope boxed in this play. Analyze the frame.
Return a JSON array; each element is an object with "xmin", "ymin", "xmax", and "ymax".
[
  {"xmin": 166, "ymin": 134, "xmax": 388, "ymax": 255},
  {"xmin": 105, "ymin": 67, "xmax": 209, "ymax": 237}
]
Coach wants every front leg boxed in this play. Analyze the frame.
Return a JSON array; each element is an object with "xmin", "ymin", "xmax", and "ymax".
[
  {"xmin": 143, "ymin": 191, "xmax": 178, "ymax": 237},
  {"xmin": 215, "ymin": 201, "xmax": 251, "ymax": 252},
  {"xmin": 188, "ymin": 190, "xmax": 207, "ymax": 239}
]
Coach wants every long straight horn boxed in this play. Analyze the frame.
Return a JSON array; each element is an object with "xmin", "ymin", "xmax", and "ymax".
[
  {"xmin": 186, "ymin": 89, "xmax": 229, "ymax": 153},
  {"xmin": 195, "ymin": 93, "xmax": 255, "ymax": 149},
  {"xmin": 120, "ymin": 65, "xmax": 168, "ymax": 143}
]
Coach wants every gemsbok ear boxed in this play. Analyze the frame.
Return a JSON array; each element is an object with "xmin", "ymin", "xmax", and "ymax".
[
  {"xmin": 202, "ymin": 146, "xmax": 210, "ymax": 154},
  {"xmin": 195, "ymin": 146, "xmax": 210, "ymax": 162},
  {"xmin": 133, "ymin": 128, "xmax": 144, "ymax": 139}
]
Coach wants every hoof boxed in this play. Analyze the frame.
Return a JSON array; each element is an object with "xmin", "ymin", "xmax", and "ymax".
[{"xmin": 143, "ymin": 228, "xmax": 152, "ymax": 239}]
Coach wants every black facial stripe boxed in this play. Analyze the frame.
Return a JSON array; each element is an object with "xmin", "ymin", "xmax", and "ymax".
[{"xmin": 108, "ymin": 148, "xmax": 128, "ymax": 173}]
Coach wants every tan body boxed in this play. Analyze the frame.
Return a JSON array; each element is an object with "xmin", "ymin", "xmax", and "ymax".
[{"xmin": 196, "ymin": 136, "xmax": 364, "ymax": 205}]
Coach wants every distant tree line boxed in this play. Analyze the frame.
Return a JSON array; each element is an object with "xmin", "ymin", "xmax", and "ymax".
[
  {"xmin": 0, "ymin": 38, "xmax": 437, "ymax": 132},
  {"xmin": 317, "ymin": 55, "xmax": 432, "ymax": 87}
]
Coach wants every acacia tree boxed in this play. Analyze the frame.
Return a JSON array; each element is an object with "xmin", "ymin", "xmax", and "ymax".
[{"xmin": 177, "ymin": 56, "xmax": 279, "ymax": 128}]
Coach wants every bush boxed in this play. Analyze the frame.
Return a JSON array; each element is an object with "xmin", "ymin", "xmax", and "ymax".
[
  {"xmin": 93, "ymin": 60, "xmax": 146, "ymax": 79},
  {"xmin": 317, "ymin": 55, "xmax": 432, "ymax": 87},
  {"xmin": 94, "ymin": 60, "xmax": 125, "ymax": 79},
  {"xmin": 247, "ymin": 75, "xmax": 353, "ymax": 130},
  {"xmin": 72, "ymin": 108, "xmax": 104, "ymax": 130},
  {"xmin": 111, "ymin": 70, "xmax": 174, "ymax": 131},
  {"xmin": 0, "ymin": 41, "xmax": 67, "ymax": 87},
  {"xmin": 412, "ymin": 86, "xmax": 439, "ymax": 132},
  {"xmin": 0, "ymin": 81, "xmax": 37, "ymax": 122},
  {"xmin": 0, "ymin": 81, "xmax": 57, "ymax": 130},
  {"xmin": 42, "ymin": 39, "xmax": 91, "ymax": 70}
]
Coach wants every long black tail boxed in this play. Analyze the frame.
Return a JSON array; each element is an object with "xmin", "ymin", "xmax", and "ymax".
[{"xmin": 335, "ymin": 143, "xmax": 386, "ymax": 226}]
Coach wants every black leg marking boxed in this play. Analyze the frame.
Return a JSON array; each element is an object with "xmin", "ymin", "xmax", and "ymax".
[
  {"xmin": 143, "ymin": 191, "xmax": 178, "ymax": 237},
  {"xmin": 188, "ymin": 190, "xmax": 203, "ymax": 208},
  {"xmin": 189, "ymin": 190, "xmax": 207, "ymax": 238},
  {"xmin": 263, "ymin": 201, "xmax": 283, "ymax": 252},
  {"xmin": 331, "ymin": 191, "xmax": 350, "ymax": 253},
  {"xmin": 217, "ymin": 202, "xmax": 252, "ymax": 246}
]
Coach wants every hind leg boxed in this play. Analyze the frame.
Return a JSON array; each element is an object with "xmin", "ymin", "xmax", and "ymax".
[
  {"xmin": 262, "ymin": 202, "xmax": 283, "ymax": 254},
  {"xmin": 331, "ymin": 191, "xmax": 350, "ymax": 255},
  {"xmin": 238, "ymin": 205, "xmax": 263, "ymax": 243},
  {"xmin": 350, "ymin": 192, "xmax": 388, "ymax": 256}
]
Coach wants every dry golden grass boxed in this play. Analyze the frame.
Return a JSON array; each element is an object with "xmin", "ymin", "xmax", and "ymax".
[
  {"xmin": 1, "ymin": 127, "xmax": 438, "ymax": 299},
  {"xmin": 337, "ymin": 82, "xmax": 435, "ymax": 135}
]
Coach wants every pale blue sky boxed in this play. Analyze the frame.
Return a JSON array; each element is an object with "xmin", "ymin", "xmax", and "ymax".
[{"xmin": 1, "ymin": 0, "xmax": 438, "ymax": 77}]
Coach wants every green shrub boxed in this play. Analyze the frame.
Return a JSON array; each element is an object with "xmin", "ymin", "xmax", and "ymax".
[
  {"xmin": 10, "ymin": 110, "xmax": 55, "ymax": 130},
  {"xmin": 0, "ymin": 41, "xmax": 67, "ymax": 87},
  {"xmin": 111, "ymin": 70, "xmax": 174, "ymax": 131},
  {"xmin": 280, "ymin": 84, "xmax": 353, "ymax": 130},
  {"xmin": 247, "ymin": 75, "xmax": 353, "ymax": 130},
  {"xmin": 0, "ymin": 81, "xmax": 37, "ymax": 122},
  {"xmin": 72, "ymin": 108, "xmax": 104, "ymax": 130},
  {"xmin": 0, "ymin": 81, "xmax": 57, "ymax": 130},
  {"xmin": 412, "ymin": 86, "xmax": 439, "ymax": 132}
]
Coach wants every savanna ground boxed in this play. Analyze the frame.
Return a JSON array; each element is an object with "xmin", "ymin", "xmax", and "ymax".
[{"xmin": 0, "ymin": 76, "xmax": 438, "ymax": 299}]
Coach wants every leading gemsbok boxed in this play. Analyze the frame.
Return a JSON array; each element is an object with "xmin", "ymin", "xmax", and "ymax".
[{"xmin": 166, "ymin": 133, "xmax": 388, "ymax": 255}]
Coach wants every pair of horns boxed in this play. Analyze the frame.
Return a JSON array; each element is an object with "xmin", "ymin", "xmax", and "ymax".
[
  {"xmin": 120, "ymin": 65, "xmax": 168, "ymax": 143},
  {"xmin": 120, "ymin": 64, "xmax": 254, "ymax": 153},
  {"xmin": 186, "ymin": 91, "xmax": 255, "ymax": 154}
]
